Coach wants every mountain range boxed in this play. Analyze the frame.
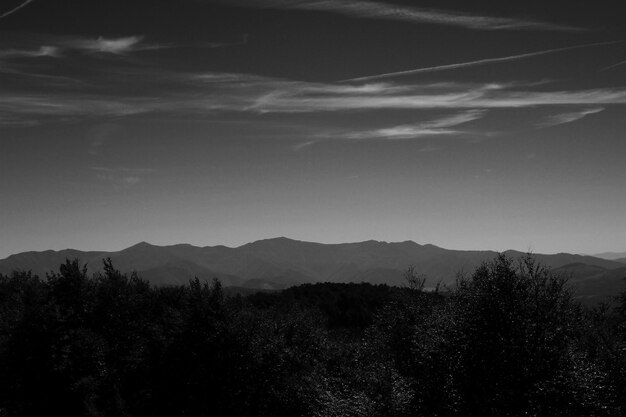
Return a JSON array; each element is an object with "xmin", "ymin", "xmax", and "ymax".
[
  {"xmin": 1, "ymin": 238, "xmax": 625, "ymax": 303},
  {"xmin": 593, "ymin": 251, "xmax": 626, "ymax": 263}
]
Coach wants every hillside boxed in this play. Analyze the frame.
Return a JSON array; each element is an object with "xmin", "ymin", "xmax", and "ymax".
[{"xmin": 554, "ymin": 263, "xmax": 626, "ymax": 304}]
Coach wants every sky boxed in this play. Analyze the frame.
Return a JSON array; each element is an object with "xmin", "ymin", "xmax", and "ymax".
[{"xmin": 1, "ymin": 0, "xmax": 625, "ymax": 257}]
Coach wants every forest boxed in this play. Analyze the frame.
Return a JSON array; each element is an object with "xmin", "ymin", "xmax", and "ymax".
[{"xmin": 1, "ymin": 254, "xmax": 625, "ymax": 417}]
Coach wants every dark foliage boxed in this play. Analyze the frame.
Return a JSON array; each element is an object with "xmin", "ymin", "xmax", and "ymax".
[
  {"xmin": 247, "ymin": 281, "xmax": 397, "ymax": 330},
  {"xmin": 0, "ymin": 255, "xmax": 625, "ymax": 416}
]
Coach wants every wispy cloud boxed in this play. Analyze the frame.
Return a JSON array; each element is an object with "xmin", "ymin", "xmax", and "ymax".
[
  {"xmin": 293, "ymin": 110, "xmax": 485, "ymax": 150},
  {"xmin": 538, "ymin": 107, "xmax": 604, "ymax": 127},
  {"xmin": 249, "ymin": 82, "xmax": 626, "ymax": 113},
  {"xmin": 60, "ymin": 36, "xmax": 157, "ymax": 55},
  {"xmin": 2, "ymin": 76, "xmax": 626, "ymax": 126},
  {"xmin": 0, "ymin": 36, "xmax": 163, "ymax": 65},
  {"xmin": 0, "ymin": 95, "xmax": 154, "ymax": 119},
  {"xmin": 250, "ymin": 82, "xmax": 486, "ymax": 112},
  {"xmin": 344, "ymin": 39, "xmax": 626, "ymax": 82},
  {"xmin": 92, "ymin": 167, "xmax": 155, "ymax": 175},
  {"xmin": 0, "ymin": 0, "xmax": 34, "ymax": 20},
  {"xmin": 600, "ymin": 60, "xmax": 626, "ymax": 72},
  {"xmin": 292, "ymin": 140, "xmax": 317, "ymax": 151},
  {"xmin": 0, "ymin": 45, "xmax": 61, "ymax": 60},
  {"xmin": 221, "ymin": 0, "xmax": 578, "ymax": 31},
  {"xmin": 0, "ymin": 115, "xmax": 39, "ymax": 127},
  {"xmin": 91, "ymin": 167, "xmax": 155, "ymax": 189},
  {"xmin": 338, "ymin": 110, "xmax": 485, "ymax": 140},
  {"xmin": 0, "ymin": 34, "xmax": 245, "ymax": 71}
]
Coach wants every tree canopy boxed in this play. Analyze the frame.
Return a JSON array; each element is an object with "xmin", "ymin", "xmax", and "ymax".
[{"xmin": 0, "ymin": 255, "xmax": 625, "ymax": 416}]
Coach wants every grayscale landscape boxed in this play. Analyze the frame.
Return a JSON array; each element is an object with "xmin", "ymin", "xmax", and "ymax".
[{"xmin": 1, "ymin": 0, "xmax": 625, "ymax": 416}]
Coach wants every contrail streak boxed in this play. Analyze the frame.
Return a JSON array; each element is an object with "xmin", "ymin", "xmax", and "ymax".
[
  {"xmin": 343, "ymin": 39, "xmax": 626, "ymax": 82},
  {"xmin": 600, "ymin": 60, "xmax": 626, "ymax": 72},
  {"xmin": 0, "ymin": 0, "xmax": 35, "ymax": 19}
]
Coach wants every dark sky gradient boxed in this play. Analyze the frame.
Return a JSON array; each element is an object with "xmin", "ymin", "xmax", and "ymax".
[{"xmin": 1, "ymin": 0, "xmax": 625, "ymax": 257}]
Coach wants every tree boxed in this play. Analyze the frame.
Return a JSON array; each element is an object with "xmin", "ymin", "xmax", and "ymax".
[
  {"xmin": 449, "ymin": 254, "xmax": 605, "ymax": 416},
  {"xmin": 403, "ymin": 265, "xmax": 426, "ymax": 292}
]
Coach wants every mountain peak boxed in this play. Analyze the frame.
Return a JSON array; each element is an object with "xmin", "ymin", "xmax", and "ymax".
[
  {"xmin": 246, "ymin": 237, "xmax": 301, "ymax": 246},
  {"xmin": 269, "ymin": 236, "xmax": 297, "ymax": 242},
  {"xmin": 125, "ymin": 241, "xmax": 155, "ymax": 250}
]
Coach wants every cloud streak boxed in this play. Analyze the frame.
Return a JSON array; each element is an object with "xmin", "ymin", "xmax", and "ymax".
[
  {"xmin": 600, "ymin": 60, "xmax": 626, "ymax": 72},
  {"xmin": 0, "ymin": 45, "xmax": 61, "ymax": 60},
  {"xmin": 249, "ymin": 82, "xmax": 626, "ymax": 113},
  {"xmin": 339, "ymin": 110, "xmax": 486, "ymax": 140},
  {"xmin": 221, "ymin": 0, "xmax": 578, "ymax": 31},
  {"xmin": 538, "ymin": 107, "xmax": 604, "ymax": 127},
  {"xmin": 0, "ymin": 0, "xmax": 34, "ymax": 20},
  {"xmin": 344, "ymin": 39, "xmax": 626, "ymax": 82},
  {"xmin": 294, "ymin": 110, "xmax": 485, "ymax": 150},
  {"xmin": 61, "ymin": 36, "xmax": 150, "ymax": 55},
  {"xmin": 0, "ymin": 95, "xmax": 154, "ymax": 119}
]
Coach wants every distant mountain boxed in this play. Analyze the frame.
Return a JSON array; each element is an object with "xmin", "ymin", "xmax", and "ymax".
[
  {"xmin": 1, "ymin": 238, "xmax": 625, "ymax": 300},
  {"xmin": 554, "ymin": 263, "xmax": 626, "ymax": 304},
  {"xmin": 593, "ymin": 251, "xmax": 626, "ymax": 261}
]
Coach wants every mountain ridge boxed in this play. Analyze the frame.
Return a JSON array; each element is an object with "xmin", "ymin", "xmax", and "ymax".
[
  {"xmin": 1, "ymin": 238, "xmax": 625, "ymax": 302},
  {"xmin": 593, "ymin": 251, "xmax": 626, "ymax": 261}
]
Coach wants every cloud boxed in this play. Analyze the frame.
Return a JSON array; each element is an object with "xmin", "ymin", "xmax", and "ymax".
[
  {"xmin": 0, "ymin": 36, "xmax": 159, "ymax": 69},
  {"xmin": 92, "ymin": 167, "xmax": 155, "ymax": 175},
  {"xmin": 0, "ymin": 34, "xmax": 247, "ymax": 80},
  {"xmin": 292, "ymin": 140, "xmax": 317, "ymax": 151},
  {"xmin": 338, "ymin": 110, "xmax": 486, "ymax": 140},
  {"xmin": 249, "ymin": 82, "xmax": 483, "ymax": 112},
  {"xmin": 469, "ymin": 89, "xmax": 626, "ymax": 108},
  {"xmin": 0, "ymin": 95, "xmax": 154, "ymax": 121},
  {"xmin": 2, "ymin": 63, "xmax": 626, "ymax": 128},
  {"xmin": 600, "ymin": 60, "xmax": 626, "ymax": 72},
  {"xmin": 0, "ymin": 0, "xmax": 35, "ymax": 20},
  {"xmin": 60, "ymin": 36, "xmax": 153, "ymax": 55},
  {"xmin": 0, "ymin": 45, "xmax": 61, "ymax": 59},
  {"xmin": 2, "ymin": 76, "xmax": 626, "ymax": 127},
  {"xmin": 293, "ymin": 110, "xmax": 485, "ymax": 149},
  {"xmin": 55, "ymin": 34, "xmax": 244, "ymax": 56},
  {"xmin": 538, "ymin": 107, "xmax": 604, "ymax": 127},
  {"xmin": 343, "ymin": 39, "xmax": 626, "ymax": 82},
  {"xmin": 91, "ymin": 167, "xmax": 155, "ymax": 189},
  {"xmin": 248, "ymin": 82, "xmax": 626, "ymax": 113},
  {"xmin": 220, "ymin": 0, "xmax": 578, "ymax": 31},
  {"xmin": 0, "ymin": 115, "xmax": 39, "ymax": 127}
]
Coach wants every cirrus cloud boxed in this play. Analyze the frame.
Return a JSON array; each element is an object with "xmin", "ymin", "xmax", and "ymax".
[
  {"xmin": 338, "ymin": 110, "xmax": 486, "ymax": 140},
  {"xmin": 2, "ymin": 75, "xmax": 626, "ymax": 127},
  {"xmin": 538, "ymin": 107, "xmax": 604, "ymax": 127},
  {"xmin": 214, "ymin": 0, "xmax": 580, "ymax": 31},
  {"xmin": 61, "ymin": 36, "xmax": 150, "ymax": 55}
]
